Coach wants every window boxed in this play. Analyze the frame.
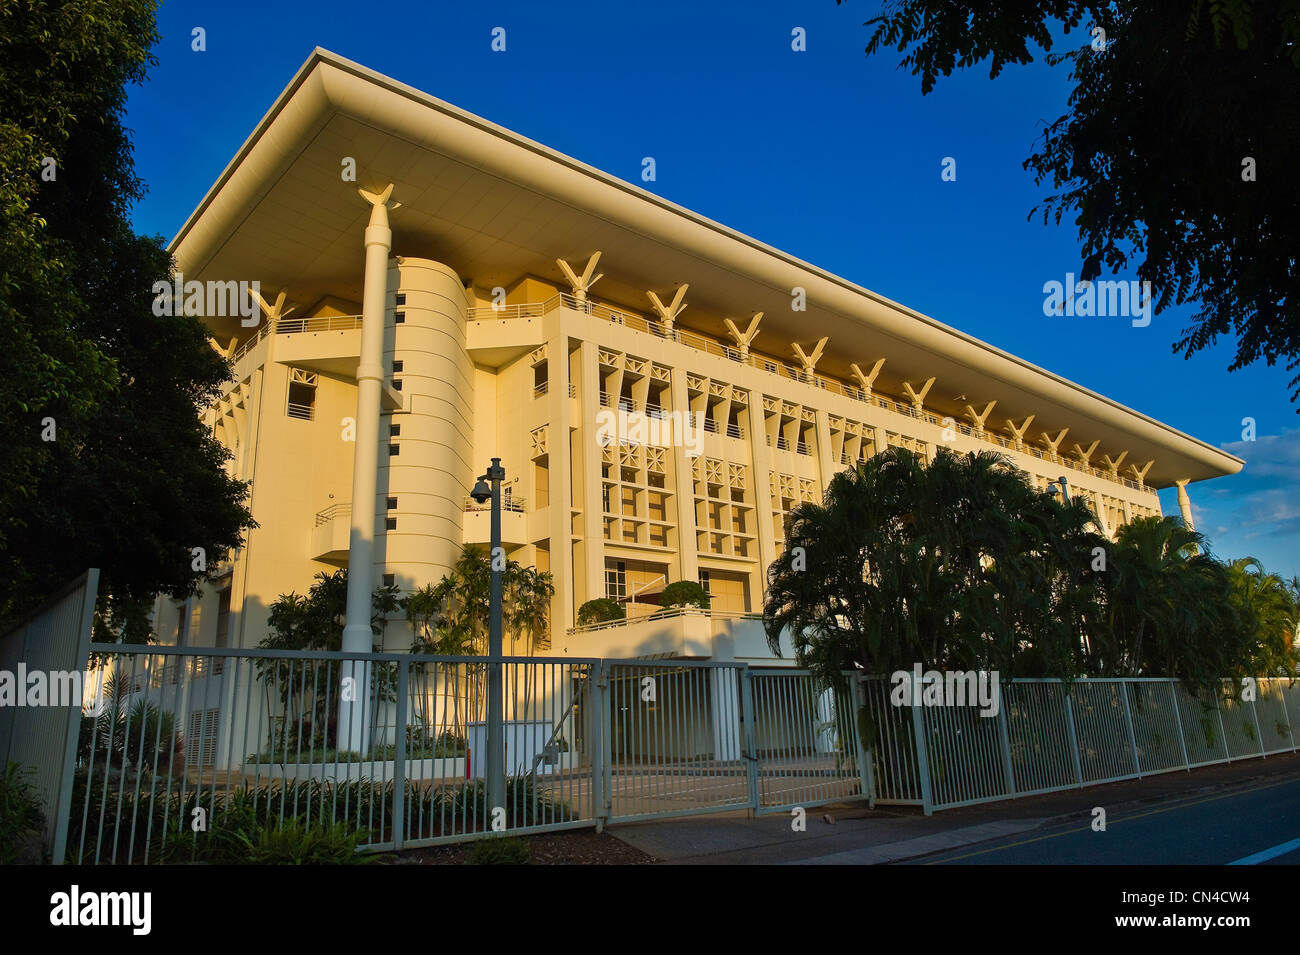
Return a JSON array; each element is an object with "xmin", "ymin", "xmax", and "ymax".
[
  {"xmin": 394, "ymin": 311, "xmax": 405, "ymax": 324},
  {"xmin": 188, "ymin": 601, "xmax": 202, "ymax": 645},
  {"xmin": 698, "ymin": 570, "xmax": 711, "ymax": 595},
  {"xmin": 389, "ymin": 444, "xmax": 400, "ymax": 456},
  {"xmin": 215, "ymin": 589, "xmax": 231, "ymax": 649},
  {"xmin": 382, "ymin": 573, "xmax": 395, "ymax": 587},
  {"xmin": 605, "ymin": 561, "xmax": 627, "ymax": 602},
  {"xmin": 534, "ymin": 462, "xmax": 549, "ymax": 508},
  {"xmin": 386, "ymin": 497, "xmax": 398, "ymax": 510},
  {"xmin": 390, "ymin": 423, "xmax": 400, "ymax": 437},
  {"xmin": 392, "ymin": 360, "xmax": 404, "ymax": 373},
  {"xmin": 188, "ymin": 709, "xmax": 220, "ymax": 766},
  {"xmin": 392, "ymin": 379, "xmax": 402, "ymax": 391},
  {"xmin": 286, "ymin": 368, "xmax": 317, "ymax": 420},
  {"xmin": 395, "ymin": 294, "xmax": 406, "ymax": 306},
  {"xmin": 386, "ymin": 517, "xmax": 397, "ymax": 530}
]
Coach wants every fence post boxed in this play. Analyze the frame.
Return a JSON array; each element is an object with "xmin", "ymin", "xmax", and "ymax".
[
  {"xmin": 1279, "ymin": 678, "xmax": 1298, "ymax": 753},
  {"xmin": 909, "ymin": 674, "xmax": 933, "ymax": 816},
  {"xmin": 996, "ymin": 685, "xmax": 1016, "ymax": 796},
  {"xmin": 591, "ymin": 660, "xmax": 609, "ymax": 832},
  {"xmin": 1168, "ymin": 680, "xmax": 1190, "ymax": 772},
  {"xmin": 852, "ymin": 675, "xmax": 875, "ymax": 808},
  {"xmin": 1120, "ymin": 680, "xmax": 1141, "ymax": 778},
  {"xmin": 391, "ymin": 660, "xmax": 408, "ymax": 852},
  {"xmin": 1216, "ymin": 684, "xmax": 1230, "ymax": 764},
  {"xmin": 52, "ymin": 568, "xmax": 100, "ymax": 866},
  {"xmin": 1063, "ymin": 685, "xmax": 1084, "ymax": 787},
  {"xmin": 739, "ymin": 667, "xmax": 759, "ymax": 812},
  {"xmin": 1248, "ymin": 681, "xmax": 1265, "ymax": 758}
]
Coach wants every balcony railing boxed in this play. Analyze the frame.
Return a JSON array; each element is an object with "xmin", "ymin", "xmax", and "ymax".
[
  {"xmin": 314, "ymin": 502, "xmax": 351, "ymax": 526},
  {"xmin": 725, "ymin": 422, "xmax": 745, "ymax": 439},
  {"xmin": 534, "ymin": 380, "xmax": 549, "ymax": 397},
  {"xmin": 599, "ymin": 392, "xmax": 637, "ymax": 412},
  {"xmin": 466, "ymin": 293, "xmax": 1155, "ymax": 496},
  {"xmin": 463, "ymin": 495, "xmax": 527, "ymax": 513},
  {"xmin": 286, "ymin": 401, "xmax": 315, "ymax": 421},
  {"xmin": 567, "ymin": 606, "xmax": 763, "ymax": 635},
  {"xmin": 227, "ymin": 314, "xmax": 364, "ymax": 367}
]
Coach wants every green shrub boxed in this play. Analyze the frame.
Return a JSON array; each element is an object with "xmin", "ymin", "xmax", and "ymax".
[
  {"xmin": 470, "ymin": 835, "xmax": 530, "ymax": 865},
  {"xmin": 0, "ymin": 763, "xmax": 47, "ymax": 864},
  {"xmin": 65, "ymin": 771, "xmax": 567, "ymax": 862},
  {"xmin": 658, "ymin": 581, "xmax": 711, "ymax": 610},
  {"xmin": 577, "ymin": 598, "xmax": 625, "ymax": 625},
  {"xmin": 237, "ymin": 817, "xmax": 371, "ymax": 865},
  {"xmin": 432, "ymin": 776, "xmax": 572, "ymax": 833},
  {"xmin": 78, "ymin": 701, "xmax": 180, "ymax": 770}
]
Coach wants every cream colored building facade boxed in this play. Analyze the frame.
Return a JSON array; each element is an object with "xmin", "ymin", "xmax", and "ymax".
[{"xmin": 155, "ymin": 50, "xmax": 1242, "ymax": 664}]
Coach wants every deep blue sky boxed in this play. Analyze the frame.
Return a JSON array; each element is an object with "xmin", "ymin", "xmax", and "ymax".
[{"xmin": 123, "ymin": 0, "xmax": 1299, "ymax": 579}]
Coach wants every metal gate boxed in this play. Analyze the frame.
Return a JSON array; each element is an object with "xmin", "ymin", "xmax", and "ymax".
[
  {"xmin": 597, "ymin": 661, "xmax": 871, "ymax": 823},
  {"xmin": 749, "ymin": 669, "xmax": 870, "ymax": 814}
]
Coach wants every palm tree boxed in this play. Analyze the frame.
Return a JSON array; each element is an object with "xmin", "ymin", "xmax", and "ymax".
[
  {"xmin": 509, "ymin": 565, "xmax": 555, "ymax": 706},
  {"xmin": 763, "ymin": 446, "xmax": 1106, "ymax": 685},
  {"xmin": 401, "ymin": 547, "xmax": 554, "ymax": 734},
  {"xmin": 1099, "ymin": 516, "xmax": 1244, "ymax": 695},
  {"xmin": 1224, "ymin": 557, "xmax": 1300, "ymax": 677}
]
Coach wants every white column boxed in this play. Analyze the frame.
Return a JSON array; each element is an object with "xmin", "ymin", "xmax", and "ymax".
[
  {"xmin": 815, "ymin": 687, "xmax": 837, "ymax": 754},
  {"xmin": 670, "ymin": 370, "xmax": 699, "ymax": 586},
  {"xmin": 340, "ymin": 185, "xmax": 396, "ymax": 754},
  {"xmin": 1175, "ymin": 479, "xmax": 1195, "ymax": 531},
  {"xmin": 710, "ymin": 667, "xmax": 742, "ymax": 761}
]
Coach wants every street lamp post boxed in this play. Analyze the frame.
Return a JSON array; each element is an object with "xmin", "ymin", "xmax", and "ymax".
[{"xmin": 470, "ymin": 457, "xmax": 507, "ymax": 816}]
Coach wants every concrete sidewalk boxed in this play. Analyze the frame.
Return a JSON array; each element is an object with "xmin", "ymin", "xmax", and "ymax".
[{"xmin": 607, "ymin": 751, "xmax": 1300, "ymax": 864}]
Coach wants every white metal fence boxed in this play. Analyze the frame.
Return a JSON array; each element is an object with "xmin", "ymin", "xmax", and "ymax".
[
  {"xmin": 0, "ymin": 569, "xmax": 98, "ymax": 861},
  {"xmin": 38, "ymin": 640, "xmax": 1300, "ymax": 861},
  {"xmin": 861, "ymin": 676, "xmax": 1300, "ymax": 814},
  {"xmin": 54, "ymin": 647, "xmax": 876, "ymax": 862}
]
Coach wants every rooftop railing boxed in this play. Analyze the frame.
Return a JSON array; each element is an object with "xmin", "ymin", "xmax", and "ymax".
[{"xmin": 432, "ymin": 292, "xmax": 1151, "ymax": 496}]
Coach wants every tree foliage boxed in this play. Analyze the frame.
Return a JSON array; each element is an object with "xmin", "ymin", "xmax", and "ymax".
[
  {"xmin": 0, "ymin": 0, "xmax": 255, "ymax": 628},
  {"xmin": 659, "ymin": 580, "xmax": 712, "ymax": 610},
  {"xmin": 764, "ymin": 447, "xmax": 1107, "ymax": 683},
  {"xmin": 259, "ymin": 570, "xmax": 400, "ymax": 653},
  {"xmin": 577, "ymin": 598, "xmax": 626, "ymax": 626},
  {"xmin": 401, "ymin": 545, "xmax": 555, "ymax": 656},
  {"xmin": 851, "ymin": 0, "xmax": 1300, "ymax": 406},
  {"xmin": 764, "ymin": 447, "xmax": 1299, "ymax": 697}
]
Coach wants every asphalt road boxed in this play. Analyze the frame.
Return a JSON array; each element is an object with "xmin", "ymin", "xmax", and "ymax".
[{"xmin": 906, "ymin": 775, "xmax": 1300, "ymax": 864}]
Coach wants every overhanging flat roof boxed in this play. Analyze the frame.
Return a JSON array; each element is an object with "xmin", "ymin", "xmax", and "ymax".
[{"xmin": 170, "ymin": 48, "xmax": 1242, "ymax": 488}]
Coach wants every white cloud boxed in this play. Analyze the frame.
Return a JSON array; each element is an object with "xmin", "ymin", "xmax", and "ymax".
[{"xmin": 1221, "ymin": 427, "xmax": 1300, "ymax": 480}]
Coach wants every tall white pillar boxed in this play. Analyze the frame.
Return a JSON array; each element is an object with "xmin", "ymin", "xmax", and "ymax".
[
  {"xmin": 1175, "ymin": 479, "xmax": 1195, "ymax": 532},
  {"xmin": 815, "ymin": 687, "xmax": 837, "ymax": 754},
  {"xmin": 710, "ymin": 667, "xmax": 742, "ymax": 761},
  {"xmin": 340, "ymin": 185, "xmax": 396, "ymax": 754}
]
